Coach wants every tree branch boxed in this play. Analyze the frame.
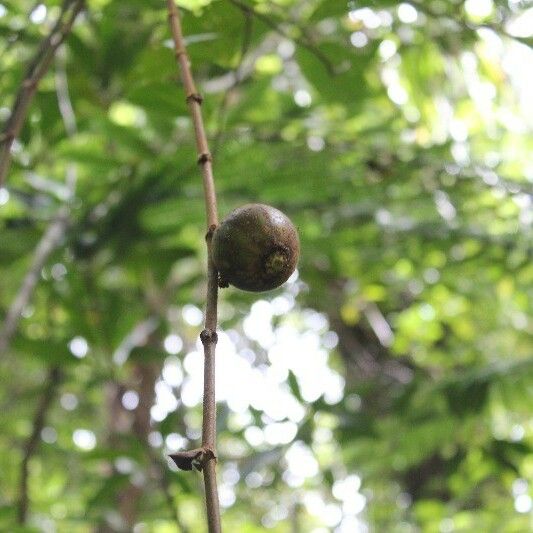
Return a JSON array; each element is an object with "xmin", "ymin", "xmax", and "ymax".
[
  {"xmin": 0, "ymin": 41, "xmax": 79, "ymax": 357},
  {"xmin": 166, "ymin": 1, "xmax": 221, "ymax": 532},
  {"xmin": 17, "ymin": 365, "xmax": 62, "ymax": 524},
  {"xmin": 0, "ymin": 0, "xmax": 84, "ymax": 187},
  {"xmin": 55, "ymin": 45, "xmax": 78, "ymax": 139},
  {"xmin": 411, "ymin": 0, "xmax": 529, "ymax": 46},
  {"xmin": 202, "ymin": 33, "xmax": 281, "ymax": 95},
  {"xmin": 0, "ymin": 208, "xmax": 70, "ymax": 355},
  {"xmin": 228, "ymin": 0, "xmax": 336, "ymax": 75},
  {"xmin": 0, "ymin": 2, "xmax": 43, "ymax": 60}
]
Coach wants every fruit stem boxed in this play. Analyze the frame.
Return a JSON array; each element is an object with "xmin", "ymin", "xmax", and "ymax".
[{"xmin": 166, "ymin": 2, "xmax": 221, "ymax": 532}]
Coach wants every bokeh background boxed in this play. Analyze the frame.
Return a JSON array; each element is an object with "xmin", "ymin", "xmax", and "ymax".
[{"xmin": 0, "ymin": 0, "xmax": 532, "ymax": 531}]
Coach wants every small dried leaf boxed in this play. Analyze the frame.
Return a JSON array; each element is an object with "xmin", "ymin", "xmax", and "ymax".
[{"xmin": 169, "ymin": 449, "xmax": 203, "ymax": 471}]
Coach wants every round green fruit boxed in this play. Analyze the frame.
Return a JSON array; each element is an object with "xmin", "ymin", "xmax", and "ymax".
[{"xmin": 212, "ymin": 203, "xmax": 300, "ymax": 292}]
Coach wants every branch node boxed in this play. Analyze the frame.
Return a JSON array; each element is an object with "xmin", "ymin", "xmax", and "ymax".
[
  {"xmin": 169, "ymin": 447, "xmax": 217, "ymax": 472},
  {"xmin": 186, "ymin": 92, "xmax": 203, "ymax": 104},
  {"xmin": 200, "ymin": 328, "xmax": 218, "ymax": 346},
  {"xmin": 197, "ymin": 152, "xmax": 212, "ymax": 165}
]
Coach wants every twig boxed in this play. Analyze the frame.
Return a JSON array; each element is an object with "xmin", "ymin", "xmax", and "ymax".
[
  {"xmin": 362, "ymin": 301, "xmax": 394, "ymax": 348},
  {"xmin": 0, "ymin": 0, "xmax": 84, "ymax": 187},
  {"xmin": 17, "ymin": 365, "xmax": 62, "ymax": 524},
  {"xmin": 410, "ymin": 0, "xmax": 529, "ymax": 46},
  {"xmin": 0, "ymin": 208, "xmax": 70, "ymax": 355},
  {"xmin": 0, "ymin": 1, "xmax": 42, "ymax": 60},
  {"xmin": 228, "ymin": 0, "xmax": 336, "ymax": 75},
  {"xmin": 166, "ymin": 2, "xmax": 221, "ymax": 532},
  {"xmin": 204, "ymin": 32, "xmax": 282, "ymax": 96},
  {"xmin": 55, "ymin": 44, "xmax": 78, "ymax": 192},
  {"xmin": 0, "ymin": 42, "xmax": 79, "ymax": 357},
  {"xmin": 55, "ymin": 46, "xmax": 78, "ymax": 138}
]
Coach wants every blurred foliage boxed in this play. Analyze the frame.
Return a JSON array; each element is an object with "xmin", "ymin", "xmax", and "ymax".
[{"xmin": 0, "ymin": 0, "xmax": 532, "ymax": 532}]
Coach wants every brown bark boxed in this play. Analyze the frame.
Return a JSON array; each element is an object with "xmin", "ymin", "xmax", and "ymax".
[
  {"xmin": 166, "ymin": 2, "xmax": 221, "ymax": 531},
  {"xmin": 17, "ymin": 366, "xmax": 62, "ymax": 524},
  {"xmin": 0, "ymin": 0, "xmax": 84, "ymax": 186}
]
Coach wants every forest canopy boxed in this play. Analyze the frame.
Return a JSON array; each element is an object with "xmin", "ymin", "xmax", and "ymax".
[{"xmin": 0, "ymin": 0, "xmax": 532, "ymax": 532}]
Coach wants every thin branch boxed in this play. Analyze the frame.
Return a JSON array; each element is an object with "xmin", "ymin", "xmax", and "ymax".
[
  {"xmin": 17, "ymin": 365, "xmax": 62, "ymax": 524},
  {"xmin": 55, "ymin": 46, "xmax": 78, "ymax": 138},
  {"xmin": 55, "ymin": 44, "xmax": 78, "ymax": 193},
  {"xmin": 166, "ymin": 2, "xmax": 221, "ymax": 532},
  {"xmin": 202, "ymin": 33, "xmax": 281, "ymax": 95},
  {"xmin": 0, "ymin": 0, "xmax": 84, "ymax": 187},
  {"xmin": 0, "ymin": 1, "xmax": 42, "ymax": 60},
  {"xmin": 0, "ymin": 42, "xmax": 79, "ymax": 357},
  {"xmin": 228, "ymin": 0, "xmax": 336, "ymax": 75},
  {"xmin": 0, "ymin": 208, "xmax": 69, "ymax": 354},
  {"xmin": 362, "ymin": 301, "xmax": 394, "ymax": 348},
  {"xmin": 410, "ymin": 0, "xmax": 529, "ymax": 46}
]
